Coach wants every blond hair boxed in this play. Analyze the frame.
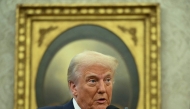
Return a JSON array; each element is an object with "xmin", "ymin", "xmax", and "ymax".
[{"xmin": 67, "ymin": 51, "xmax": 118, "ymax": 83}]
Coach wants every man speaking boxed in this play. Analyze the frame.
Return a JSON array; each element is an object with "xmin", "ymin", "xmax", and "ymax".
[{"xmin": 38, "ymin": 51, "xmax": 119, "ymax": 109}]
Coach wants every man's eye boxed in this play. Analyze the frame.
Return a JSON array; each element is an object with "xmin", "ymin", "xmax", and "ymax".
[
  {"xmin": 105, "ymin": 78, "xmax": 111, "ymax": 83},
  {"xmin": 87, "ymin": 79, "xmax": 97, "ymax": 86},
  {"xmin": 89, "ymin": 79, "xmax": 96, "ymax": 83}
]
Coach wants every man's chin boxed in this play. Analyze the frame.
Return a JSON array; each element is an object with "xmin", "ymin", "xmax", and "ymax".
[{"xmin": 93, "ymin": 104, "xmax": 108, "ymax": 109}]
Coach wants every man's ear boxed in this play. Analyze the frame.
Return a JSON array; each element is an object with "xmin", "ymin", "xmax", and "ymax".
[{"xmin": 68, "ymin": 81, "xmax": 77, "ymax": 96}]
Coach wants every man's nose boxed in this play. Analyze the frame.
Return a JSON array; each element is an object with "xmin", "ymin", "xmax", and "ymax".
[{"xmin": 98, "ymin": 80, "xmax": 106, "ymax": 94}]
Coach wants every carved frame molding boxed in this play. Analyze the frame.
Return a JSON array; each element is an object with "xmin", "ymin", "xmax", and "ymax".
[{"xmin": 15, "ymin": 4, "xmax": 160, "ymax": 109}]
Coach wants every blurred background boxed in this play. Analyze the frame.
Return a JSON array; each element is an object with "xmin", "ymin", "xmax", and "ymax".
[{"xmin": 0, "ymin": 0, "xmax": 189, "ymax": 109}]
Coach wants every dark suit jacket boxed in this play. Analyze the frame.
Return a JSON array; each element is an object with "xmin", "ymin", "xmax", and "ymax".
[
  {"xmin": 38, "ymin": 100, "xmax": 74, "ymax": 109},
  {"xmin": 38, "ymin": 99, "xmax": 119, "ymax": 109}
]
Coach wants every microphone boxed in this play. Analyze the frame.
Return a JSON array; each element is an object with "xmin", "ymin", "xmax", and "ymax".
[{"xmin": 106, "ymin": 105, "xmax": 120, "ymax": 109}]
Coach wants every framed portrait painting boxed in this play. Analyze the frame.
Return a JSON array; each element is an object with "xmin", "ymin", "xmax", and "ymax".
[{"xmin": 14, "ymin": 4, "xmax": 160, "ymax": 109}]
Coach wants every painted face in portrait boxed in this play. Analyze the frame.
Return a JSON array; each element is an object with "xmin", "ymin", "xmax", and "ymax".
[{"xmin": 69, "ymin": 64, "xmax": 114, "ymax": 109}]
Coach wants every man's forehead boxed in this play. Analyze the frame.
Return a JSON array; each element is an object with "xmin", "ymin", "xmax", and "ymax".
[
  {"xmin": 85, "ymin": 71, "xmax": 113, "ymax": 78},
  {"xmin": 81, "ymin": 64, "xmax": 111, "ymax": 70},
  {"xmin": 78, "ymin": 64, "xmax": 114, "ymax": 76}
]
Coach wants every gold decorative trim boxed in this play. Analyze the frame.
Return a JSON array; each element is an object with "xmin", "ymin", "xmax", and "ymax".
[
  {"xmin": 38, "ymin": 26, "xmax": 58, "ymax": 46},
  {"xmin": 15, "ymin": 4, "xmax": 160, "ymax": 109},
  {"xmin": 117, "ymin": 26, "xmax": 137, "ymax": 46}
]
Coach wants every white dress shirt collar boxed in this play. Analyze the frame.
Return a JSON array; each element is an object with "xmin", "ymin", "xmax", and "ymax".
[{"xmin": 73, "ymin": 98, "xmax": 81, "ymax": 109}]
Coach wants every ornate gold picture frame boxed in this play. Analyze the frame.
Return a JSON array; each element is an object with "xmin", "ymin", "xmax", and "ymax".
[{"xmin": 14, "ymin": 4, "xmax": 160, "ymax": 109}]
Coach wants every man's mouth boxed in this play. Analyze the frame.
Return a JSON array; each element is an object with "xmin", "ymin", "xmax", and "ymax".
[{"xmin": 97, "ymin": 98, "xmax": 106, "ymax": 104}]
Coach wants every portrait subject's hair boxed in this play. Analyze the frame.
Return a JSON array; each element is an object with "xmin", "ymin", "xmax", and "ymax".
[{"xmin": 67, "ymin": 51, "xmax": 118, "ymax": 83}]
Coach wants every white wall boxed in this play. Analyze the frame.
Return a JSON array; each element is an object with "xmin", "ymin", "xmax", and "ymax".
[{"xmin": 0, "ymin": 0, "xmax": 189, "ymax": 109}]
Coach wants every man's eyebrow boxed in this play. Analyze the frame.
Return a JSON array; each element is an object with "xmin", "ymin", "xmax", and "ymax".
[
  {"xmin": 105, "ymin": 74, "xmax": 112, "ymax": 77},
  {"xmin": 86, "ymin": 73, "xmax": 98, "ymax": 78},
  {"xmin": 104, "ymin": 71, "xmax": 113, "ymax": 76},
  {"xmin": 86, "ymin": 72, "xmax": 112, "ymax": 78}
]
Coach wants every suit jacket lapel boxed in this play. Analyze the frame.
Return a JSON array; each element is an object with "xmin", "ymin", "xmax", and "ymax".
[{"xmin": 62, "ymin": 99, "xmax": 75, "ymax": 109}]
